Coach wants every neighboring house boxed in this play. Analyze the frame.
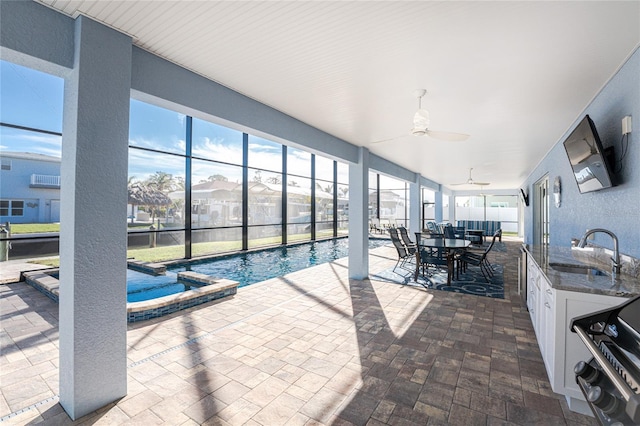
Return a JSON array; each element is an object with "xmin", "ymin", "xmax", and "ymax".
[{"xmin": 0, "ymin": 151, "xmax": 61, "ymax": 224}]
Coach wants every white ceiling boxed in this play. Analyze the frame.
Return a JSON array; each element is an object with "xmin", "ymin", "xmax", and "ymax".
[{"xmin": 37, "ymin": 1, "xmax": 640, "ymax": 190}]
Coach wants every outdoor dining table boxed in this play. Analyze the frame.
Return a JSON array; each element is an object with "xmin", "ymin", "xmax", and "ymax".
[
  {"xmin": 465, "ymin": 229, "xmax": 484, "ymax": 245},
  {"xmin": 414, "ymin": 238, "xmax": 472, "ymax": 284}
]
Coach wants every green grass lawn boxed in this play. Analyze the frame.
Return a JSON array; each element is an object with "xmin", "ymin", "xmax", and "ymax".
[
  {"xmin": 9, "ymin": 223, "xmax": 60, "ymax": 234},
  {"xmin": 28, "ymin": 234, "xmax": 310, "ymax": 267},
  {"xmin": 9, "ymin": 222, "xmax": 180, "ymax": 234}
]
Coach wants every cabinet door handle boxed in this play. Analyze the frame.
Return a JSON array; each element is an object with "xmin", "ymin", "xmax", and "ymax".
[
  {"xmin": 544, "ymin": 302, "xmax": 551, "ymax": 309},
  {"xmin": 546, "ymin": 289, "xmax": 552, "ymax": 295},
  {"xmin": 530, "ymin": 309, "xmax": 535, "ymax": 314}
]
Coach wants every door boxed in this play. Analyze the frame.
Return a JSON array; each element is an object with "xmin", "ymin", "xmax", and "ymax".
[
  {"xmin": 50, "ymin": 199, "xmax": 60, "ymax": 222},
  {"xmin": 533, "ymin": 176, "xmax": 549, "ymax": 248},
  {"xmin": 422, "ymin": 201, "xmax": 435, "ymax": 230}
]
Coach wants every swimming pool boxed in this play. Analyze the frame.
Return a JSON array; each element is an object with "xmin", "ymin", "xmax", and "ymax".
[
  {"xmin": 167, "ymin": 237, "xmax": 389, "ymax": 289},
  {"xmin": 26, "ymin": 238, "xmax": 390, "ymax": 321}
]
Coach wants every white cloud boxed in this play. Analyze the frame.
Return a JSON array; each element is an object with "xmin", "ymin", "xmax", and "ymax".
[
  {"xmin": 128, "ymin": 148, "xmax": 185, "ymax": 182},
  {"xmin": 192, "ymin": 137, "xmax": 242, "ymax": 164}
]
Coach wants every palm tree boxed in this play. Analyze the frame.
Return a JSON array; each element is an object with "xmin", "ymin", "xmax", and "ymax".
[
  {"xmin": 319, "ymin": 183, "xmax": 333, "ymax": 195},
  {"xmin": 144, "ymin": 171, "xmax": 176, "ymax": 222},
  {"xmin": 146, "ymin": 171, "xmax": 175, "ymax": 193}
]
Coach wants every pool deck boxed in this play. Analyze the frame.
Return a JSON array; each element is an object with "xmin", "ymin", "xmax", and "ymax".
[
  {"xmin": 0, "ymin": 239, "xmax": 597, "ymax": 425},
  {"xmin": 0, "ymin": 259, "xmax": 51, "ymax": 284}
]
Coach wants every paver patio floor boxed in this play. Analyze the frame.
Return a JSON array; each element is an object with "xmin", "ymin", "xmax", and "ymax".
[{"xmin": 0, "ymin": 239, "xmax": 597, "ymax": 425}]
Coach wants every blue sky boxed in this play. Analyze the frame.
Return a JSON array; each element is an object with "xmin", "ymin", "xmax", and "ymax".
[
  {"xmin": 0, "ymin": 61, "xmax": 64, "ymax": 157},
  {"xmin": 0, "ymin": 60, "xmax": 64, "ymax": 132},
  {"xmin": 0, "ymin": 59, "xmax": 349, "ymax": 184}
]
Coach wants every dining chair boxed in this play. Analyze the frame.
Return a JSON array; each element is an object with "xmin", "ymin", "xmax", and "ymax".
[
  {"xmin": 397, "ymin": 226, "xmax": 416, "ymax": 253},
  {"xmin": 388, "ymin": 228, "xmax": 414, "ymax": 272},
  {"xmin": 425, "ymin": 221, "xmax": 442, "ymax": 237},
  {"xmin": 457, "ymin": 230, "xmax": 500, "ymax": 282},
  {"xmin": 416, "ymin": 238, "xmax": 452, "ymax": 284},
  {"xmin": 443, "ymin": 224, "xmax": 456, "ymax": 239}
]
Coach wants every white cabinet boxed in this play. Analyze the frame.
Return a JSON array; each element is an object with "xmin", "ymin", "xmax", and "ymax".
[
  {"xmin": 539, "ymin": 276, "xmax": 555, "ymax": 377},
  {"xmin": 526, "ymin": 257, "xmax": 629, "ymax": 413},
  {"xmin": 526, "ymin": 256, "xmax": 539, "ymax": 328}
]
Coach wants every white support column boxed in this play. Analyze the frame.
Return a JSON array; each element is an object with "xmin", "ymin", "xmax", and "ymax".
[
  {"xmin": 348, "ymin": 147, "xmax": 369, "ymax": 280},
  {"xmin": 434, "ymin": 191, "xmax": 444, "ymax": 223},
  {"xmin": 409, "ymin": 175, "xmax": 421, "ymax": 234},
  {"xmin": 59, "ymin": 16, "xmax": 131, "ymax": 420}
]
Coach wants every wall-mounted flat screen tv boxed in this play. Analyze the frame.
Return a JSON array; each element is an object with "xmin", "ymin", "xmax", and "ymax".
[{"xmin": 563, "ymin": 115, "xmax": 614, "ymax": 193}]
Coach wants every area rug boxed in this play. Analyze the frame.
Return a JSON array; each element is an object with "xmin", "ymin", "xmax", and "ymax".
[
  {"xmin": 470, "ymin": 240, "xmax": 506, "ymax": 252},
  {"xmin": 371, "ymin": 263, "xmax": 504, "ymax": 299}
]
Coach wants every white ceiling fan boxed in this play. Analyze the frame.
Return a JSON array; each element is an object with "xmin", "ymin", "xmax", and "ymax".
[
  {"xmin": 372, "ymin": 89, "xmax": 470, "ymax": 144},
  {"xmin": 450, "ymin": 168, "xmax": 491, "ymax": 186}
]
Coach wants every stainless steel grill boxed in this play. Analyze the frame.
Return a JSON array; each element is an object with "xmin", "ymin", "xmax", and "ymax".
[{"xmin": 572, "ymin": 295, "xmax": 640, "ymax": 425}]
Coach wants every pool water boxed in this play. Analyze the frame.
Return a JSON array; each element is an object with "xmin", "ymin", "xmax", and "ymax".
[
  {"xmin": 126, "ymin": 270, "xmax": 201, "ymax": 303},
  {"xmin": 167, "ymin": 238, "xmax": 389, "ymax": 289},
  {"xmin": 47, "ymin": 269, "xmax": 196, "ymax": 303},
  {"xmin": 44, "ymin": 238, "xmax": 390, "ymax": 305}
]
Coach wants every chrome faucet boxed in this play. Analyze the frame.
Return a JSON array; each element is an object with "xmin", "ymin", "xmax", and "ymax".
[{"xmin": 577, "ymin": 228, "xmax": 621, "ymax": 277}]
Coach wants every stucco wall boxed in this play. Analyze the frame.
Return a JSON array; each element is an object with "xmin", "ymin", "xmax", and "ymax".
[{"xmin": 523, "ymin": 47, "xmax": 640, "ymax": 258}]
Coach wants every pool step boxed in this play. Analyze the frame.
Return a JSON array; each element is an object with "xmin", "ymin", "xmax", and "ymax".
[
  {"xmin": 23, "ymin": 269, "xmax": 60, "ymax": 302},
  {"xmin": 127, "ymin": 260, "xmax": 166, "ymax": 275},
  {"xmin": 177, "ymin": 271, "xmax": 222, "ymax": 285},
  {"xmin": 23, "ymin": 268, "xmax": 239, "ymax": 323},
  {"xmin": 127, "ymin": 274, "xmax": 238, "ymax": 322}
]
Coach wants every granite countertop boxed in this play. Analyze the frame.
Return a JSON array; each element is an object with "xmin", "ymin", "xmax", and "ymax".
[{"xmin": 524, "ymin": 244, "xmax": 640, "ymax": 298}]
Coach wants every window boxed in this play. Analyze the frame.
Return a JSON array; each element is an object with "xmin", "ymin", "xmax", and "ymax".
[
  {"xmin": 368, "ymin": 171, "xmax": 378, "ymax": 220},
  {"xmin": 454, "ymin": 195, "xmax": 519, "ymax": 234},
  {"xmin": 1, "ymin": 200, "xmax": 24, "ymax": 217},
  {"xmin": 191, "ymin": 160, "xmax": 243, "ymax": 229},
  {"xmin": 455, "ymin": 196, "xmax": 485, "ymax": 221},
  {"xmin": 247, "ymin": 136, "xmax": 283, "ymax": 248},
  {"xmin": 192, "ymin": 118, "xmax": 243, "ymax": 165},
  {"xmin": 422, "ymin": 188, "xmax": 435, "ymax": 229},
  {"xmin": 0, "ymin": 60, "xmax": 63, "ymax": 260},
  {"xmin": 248, "ymin": 136, "xmax": 282, "ymax": 172},
  {"xmin": 287, "ymin": 147, "xmax": 311, "ymax": 178},
  {"xmin": 12, "ymin": 200, "xmax": 24, "ymax": 216},
  {"xmin": 315, "ymin": 155, "xmax": 334, "ymax": 182},
  {"xmin": 442, "ymin": 194, "xmax": 450, "ymax": 221},
  {"xmin": 379, "ymin": 174, "xmax": 408, "ymax": 228},
  {"xmin": 128, "ymin": 149, "xmax": 186, "ymax": 228},
  {"xmin": 337, "ymin": 162, "xmax": 348, "ymax": 235},
  {"xmin": 0, "ymin": 61, "xmax": 64, "ymax": 133},
  {"xmin": 287, "ymin": 176, "xmax": 312, "ymax": 242},
  {"xmin": 129, "ymin": 99, "xmax": 186, "ymax": 155},
  {"xmin": 126, "ymin": 100, "xmax": 348, "ymax": 258}
]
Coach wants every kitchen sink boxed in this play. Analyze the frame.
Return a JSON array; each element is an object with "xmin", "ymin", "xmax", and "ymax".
[{"xmin": 549, "ymin": 263, "xmax": 608, "ymax": 276}]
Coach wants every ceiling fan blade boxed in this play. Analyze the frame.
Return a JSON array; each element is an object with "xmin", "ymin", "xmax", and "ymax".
[
  {"xmin": 370, "ymin": 135, "xmax": 404, "ymax": 145},
  {"xmin": 448, "ymin": 181, "xmax": 491, "ymax": 187},
  {"xmin": 448, "ymin": 168, "xmax": 491, "ymax": 187},
  {"xmin": 425, "ymin": 130, "xmax": 470, "ymax": 142}
]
